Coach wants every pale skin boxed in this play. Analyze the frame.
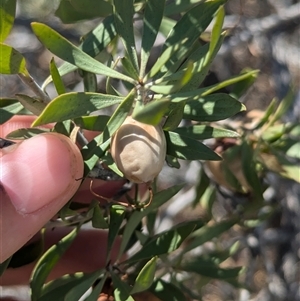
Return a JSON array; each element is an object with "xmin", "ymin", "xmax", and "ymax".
[{"xmin": 0, "ymin": 116, "xmax": 126, "ymax": 289}]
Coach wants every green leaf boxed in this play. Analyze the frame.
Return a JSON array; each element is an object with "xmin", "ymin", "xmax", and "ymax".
[
  {"xmin": 31, "ymin": 22, "xmax": 135, "ymax": 84},
  {"xmin": 159, "ymin": 16, "xmax": 176, "ymax": 37},
  {"xmin": 165, "ymin": 131, "xmax": 221, "ymax": 161},
  {"xmin": 74, "ymin": 115, "xmax": 110, "ymax": 131},
  {"xmin": 208, "ymin": 6, "xmax": 225, "ymax": 58},
  {"xmin": 15, "ymin": 94, "xmax": 46, "ymax": 116},
  {"xmin": 0, "ymin": 98, "xmax": 23, "ymax": 124},
  {"xmin": 166, "ymin": 155, "xmax": 181, "ymax": 168},
  {"xmin": 65, "ymin": 270, "xmax": 103, "ymax": 301},
  {"xmin": 149, "ymin": 280, "xmax": 186, "ymax": 301},
  {"xmin": 6, "ymin": 127, "xmax": 49, "ymax": 140},
  {"xmin": 181, "ymin": 257, "xmax": 245, "ymax": 279},
  {"xmin": 32, "ymin": 92, "xmax": 123, "ymax": 126},
  {"xmin": 131, "ymin": 257, "xmax": 157, "ymax": 294},
  {"xmin": 173, "ymin": 125, "xmax": 239, "ymax": 140},
  {"xmin": 181, "ymin": 33, "xmax": 224, "ymax": 92},
  {"xmin": 164, "ymin": 0, "xmax": 200, "ymax": 16},
  {"xmin": 81, "ymin": 89, "xmax": 135, "ymax": 173},
  {"xmin": 30, "ymin": 227, "xmax": 79, "ymax": 300},
  {"xmin": 49, "ymin": 58, "xmax": 66, "ymax": 95},
  {"xmin": 84, "ymin": 273, "xmax": 108, "ymax": 301},
  {"xmin": 147, "ymin": 0, "xmax": 226, "ymax": 79},
  {"xmin": 184, "ymin": 217, "xmax": 239, "ymax": 253},
  {"xmin": 0, "ymin": 0, "xmax": 16, "ymax": 42},
  {"xmin": 262, "ymin": 124, "xmax": 286, "ymax": 142},
  {"xmin": 200, "ymin": 70, "xmax": 259, "ymax": 96},
  {"xmin": 107, "ymin": 205, "xmax": 126, "ymax": 261},
  {"xmin": 241, "ymin": 140, "xmax": 263, "ymax": 198},
  {"xmin": 0, "ymin": 257, "xmax": 11, "ymax": 276},
  {"xmin": 269, "ymin": 88, "xmax": 295, "ymax": 125},
  {"xmin": 113, "ymin": 0, "xmax": 139, "ymax": 74},
  {"xmin": 39, "ymin": 274, "xmax": 90, "ymax": 301},
  {"xmin": 111, "ymin": 271, "xmax": 135, "ymax": 301},
  {"xmin": 83, "ymin": 71, "xmax": 98, "ymax": 92},
  {"xmin": 121, "ymin": 56, "xmax": 139, "ymax": 80},
  {"xmin": 230, "ymin": 68, "xmax": 259, "ymax": 100},
  {"xmin": 149, "ymin": 69, "xmax": 258, "ymax": 96},
  {"xmin": 182, "ymin": 93, "xmax": 245, "ymax": 122},
  {"xmin": 56, "ymin": 0, "xmax": 112, "ymax": 23},
  {"xmin": 132, "ymin": 100, "xmax": 170, "ymax": 125},
  {"xmin": 284, "ymin": 140, "xmax": 300, "ymax": 160},
  {"xmin": 118, "ymin": 184, "xmax": 184, "ymax": 259},
  {"xmin": 0, "ymin": 43, "xmax": 27, "ymax": 74},
  {"xmin": 92, "ymin": 204, "xmax": 109, "ymax": 229},
  {"xmin": 43, "ymin": 15, "xmax": 117, "ymax": 88},
  {"xmin": 153, "ymin": 93, "xmax": 245, "ymax": 122},
  {"xmin": 163, "ymin": 101, "xmax": 185, "ymax": 131},
  {"xmin": 140, "ymin": 0, "xmax": 166, "ymax": 78},
  {"xmin": 53, "ymin": 120, "xmax": 72, "ymax": 137},
  {"xmin": 126, "ymin": 220, "xmax": 197, "ymax": 263},
  {"xmin": 192, "ymin": 167, "xmax": 210, "ymax": 207},
  {"xmin": 199, "ymin": 185, "xmax": 216, "ymax": 220}
]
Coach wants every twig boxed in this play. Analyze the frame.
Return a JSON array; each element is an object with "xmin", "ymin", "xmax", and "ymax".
[{"xmin": 18, "ymin": 73, "xmax": 51, "ymax": 103}]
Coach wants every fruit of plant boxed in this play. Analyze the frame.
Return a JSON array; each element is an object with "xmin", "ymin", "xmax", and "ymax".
[{"xmin": 110, "ymin": 116, "xmax": 166, "ymax": 184}]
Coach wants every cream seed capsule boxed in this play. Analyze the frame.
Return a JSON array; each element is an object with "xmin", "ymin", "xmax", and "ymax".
[{"xmin": 111, "ymin": 116, "xmax": 166, "ymax": 184}]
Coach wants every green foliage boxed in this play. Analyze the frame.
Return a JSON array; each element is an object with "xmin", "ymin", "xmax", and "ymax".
[
  {"xmin": 0, "ymin": 0, "xmax": 16, "ymax": 42},
  {"xmin": 1, "ymin": 0, "xmax": 298, "ymax": 300}
]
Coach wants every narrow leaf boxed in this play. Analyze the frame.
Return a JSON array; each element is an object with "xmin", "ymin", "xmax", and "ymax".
[
  {"xmin": 163, "ymin": 101, "xmax": 185, "ymax": 131},
  {"xmin": 92, "ymin": 205, "xmax": 108, "ymax": 229},
  {"xmin": 184, "ymin": 217, "xmax": 238, "ymax": 253},
  {"xmin": 147, "ymin": 0, "xmax": 226, "ymax": 79},
  {"xmin": 0, "ymin": 43, "xmax": 27, "ymax": 74},
  {"xmin": 15, "ymin": 94, "xmax": 46, "ymax": 116},
  {"xmin": 126, "ymin": 221, "xmax": 197, "ymax": 263},
  {"xmin": 207, "ymin": 6, "xmax": 225, "ymax": 64},
  {"xmin": 43, "ymin": 15, "xmax": 117, "ymax": 88},
  {"xmin": 173, "ymin": 125, "xmax": 239, "ymax": 140},
  {"xmin": 50, "ymin": 58, "xmax": 66, "ymax": 95},
  {"xmin": 140, "ymin": 0, "xmax": 166, "ymax": 78},
  {"xmin": 32, "ymin": 92, "xmax": 123, "ymax": 126},
  {"xmin": 0, "ymin": 0, "xmax": 16, "ymax": 42},
  {"xmin": 65, "ymin": 270, "xmax": 103, "ymax": 301},
  {"xmin": 131, "ymin": 257, "xmax": 157, "ymax": 294},
  {"xmin": 111, "ymin": 271, "xmax": 134, "ymax": 301},
  {"xmin": 181, "ymin": 258, "xmax": 245, "ymax": 279},
  {"xmin": 164, "ymin": 0, "xmax": 199, "ymax": 16},
  {"xmin": 132, "ymin": 100, "xmax": 170, "ymax": 125},
  {"xmin": 165, "ymin": 131, "xmax": 221, "ymax": 161},
  {"xmin": 74, "ymin": 115, "xmax": 110, "ymax": 132},
  {"xmin": 81, "ymin": 89, "xmax": 135, "ymax": 173},
  {"xmin": 31, "ymin": 22, "xmax": 135, "ymax": 84},
  {"xmin": 107, "ymin": 205, "xmax": 126, "ymax": 261},
  {"xmin": 39, "ymin": 274, "xmax": 91, "ymax": 301},
  {"xmin": 30, "ymin": 227, "xmax": 79, "ymax": 300},
  {"xmin": 0, "ymin": 98, "xmax": 23, "ymax": 124},
  {"xmin": 6, "ymin": 128, "xmax": 49, "ymax": 140},
  {"xmin": 241, "ymin": 140, "xmax": 263, "ymax": 198},
  {"xmin": 113, "ymin": 0, "xmax": 139, "ymax": 74},
  {"xmin": 0, "ymin": 257, "xmax": 11, "ymax": 276},
  {"xmin": 84, "ymin": 273, "xmax": 108, "ymax": 301},
  {"xmin": 150, "ymin": 280, "xmax": 186, "ymax": 301},
  {"xmin": 118, "ymin": 184, "xmax": 184, "ymax": 258},
  {"xmin": 56, "ymin": 0, "xmax": 112, "ymax": 23},
  {"xmin": 182, "ymin": 93, "xmax": 245, "ymax": 122}
]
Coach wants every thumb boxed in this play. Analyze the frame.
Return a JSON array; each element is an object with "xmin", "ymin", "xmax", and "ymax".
[{"xmin": 0, "ymin": 133, "xmax": 84, "ymax": 262}]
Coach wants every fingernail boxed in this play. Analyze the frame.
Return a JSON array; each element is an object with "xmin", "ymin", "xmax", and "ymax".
[{"xmin": 0, "ymin": 133, "xmax": 83, "ymax": 214}]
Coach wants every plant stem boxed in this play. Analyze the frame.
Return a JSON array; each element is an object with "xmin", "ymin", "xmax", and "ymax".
[{"xmin": 18, "ymin": 73, "xmax": 51, "ymax": 103}]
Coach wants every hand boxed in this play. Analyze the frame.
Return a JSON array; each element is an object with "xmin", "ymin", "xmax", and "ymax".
[{"xmin": 0, "ymin": 116, "xmax": 125, "ymax": 287}]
